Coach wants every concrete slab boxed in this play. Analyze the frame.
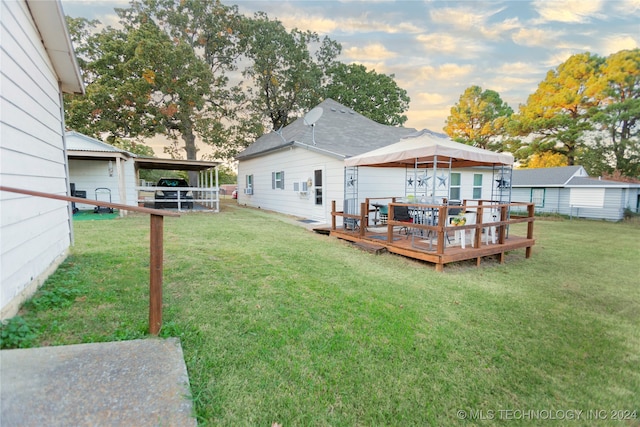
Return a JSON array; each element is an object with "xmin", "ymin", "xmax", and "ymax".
[{"xmin": 1, "ymin": 338, "xmax": 196, "ymax": 426}]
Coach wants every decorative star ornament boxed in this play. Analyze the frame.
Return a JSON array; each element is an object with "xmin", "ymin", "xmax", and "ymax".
[
  {"xmin": 418, "ymin": 172, "xmax": 430, "ymax": 187},
  {"xmin": 407, "ymin": 177, "xmax": 414, "ymax": 187},
  {"xmin": 347, "ymin": 176, "xmax": 357, "ymax": 187},
  {"xmin": 496, "ymin": 177, "xmax": 510, "ymax": 188},
  {"xmin": 437, "ymin": 173, "xmax": 448, "ymax": 188}
]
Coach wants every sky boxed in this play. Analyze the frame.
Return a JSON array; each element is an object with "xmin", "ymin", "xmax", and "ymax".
[{"xmin": 61, "ymin": 0, "xmax": 640, "ymax": 135}]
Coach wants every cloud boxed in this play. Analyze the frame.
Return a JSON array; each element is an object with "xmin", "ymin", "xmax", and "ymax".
[
  {"xmin": 600, "ymin": 35, "xmax": 639, "ymax": 55},
  {"xmin": 419, "ymin": 63, "xmax": 475, "ymax": 80},
  {"xmin": 532, "ymin": 0, "xmax": 605, "ymax": 23},
  {"xmin": 511, "ymin": 27, "xmax": 564, "ymax": 47},
  {"xmin": 343, "ymin": 43, "xmax": 398, "ymax": 61},
  {"xmin": 416, "ymin": 92, "xmax": 448, "ymax": 105},
  {"xmin": 416, "ymin": 33, "xmax": 487, "ymax": 59}
]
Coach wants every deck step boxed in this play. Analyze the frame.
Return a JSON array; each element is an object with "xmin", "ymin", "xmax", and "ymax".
[{"xmin": 352, "ymin": 241, "xmax": 388, "ymax": 254}]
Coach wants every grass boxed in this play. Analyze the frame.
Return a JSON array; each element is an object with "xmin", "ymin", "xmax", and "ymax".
[{"xmin": 7, "ymin": 201, "xmax": 640, "ymax": 426}]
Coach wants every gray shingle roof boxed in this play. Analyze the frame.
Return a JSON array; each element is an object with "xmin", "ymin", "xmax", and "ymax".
[
  {"xmin": 511, "ymin": 166, "xmax": 585, "ymax": 186},
  {"xmin": 566, "ymin": 176, "xmax": 640, "ymax": 188},
  {"xmin": 236, "ymin": 99, "xmax": 417, "ymax": 160}
]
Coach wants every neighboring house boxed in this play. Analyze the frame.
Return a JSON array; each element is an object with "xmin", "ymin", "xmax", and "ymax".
[
  {"xmin": 1, "ymin": 0, "xmax": 84, "ymax": 318},
  {"xmin": 66, "ymin": 131, "xmax": 137, "ymax": 212},
  {"xmin": 511, "ymin": 166, "xmax": 640, "ymax": 221},
  {"xmin": 236, "ymin": 99, "xmax": 418, "ymax": 224}
]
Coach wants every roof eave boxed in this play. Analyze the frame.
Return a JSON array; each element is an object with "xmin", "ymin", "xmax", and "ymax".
[{"xmin": 27, "ymin": 0, "xmax": 84, "ymax": 94}]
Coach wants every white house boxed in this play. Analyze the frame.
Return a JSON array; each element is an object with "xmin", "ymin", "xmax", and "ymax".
[
  {"xmin": 511, "ymin": 166, "xmax": 640, "ymax": 221},
  {"xmin": 236, "ymin": 99, "xmax": 514, "ymax": 225},
  {"xmin": 1, "ymin": 0, "xmax": 84, "ymax": 318},
  {"xmin": 66, "ymin": 131, "xmax": 138, "ymax": 212},
  {"xmin": 236, "ymin": 99, "xmax": 418, "ymax": 224}
]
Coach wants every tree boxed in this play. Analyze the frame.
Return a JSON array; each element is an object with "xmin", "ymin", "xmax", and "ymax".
[
  {"xmin": 513, "ymin": 52, "xmax": 603, "ymax": 165},
  {"xmin": 65, "ymin": 0, "xmax": 251, "ymax": 166},
  {"xmin": 444, "ymin": 85, "xmax": 513, "ymax": 150},
  {"xmin": 323, "ymin": 63, "xmax": 410, "ymax": 126},
  {"xmin": 241, "ymin": 12, "xmax": 341, "ymax": 130},
  {"xmin": 590, "ymin": 49, "xmax": 640, "ymax": 177},
  {"xmin": 526, "ymin": 152, "xmax": 568, "ymax": 168}
]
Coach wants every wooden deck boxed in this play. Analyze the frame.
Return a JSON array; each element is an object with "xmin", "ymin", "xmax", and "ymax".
[{"xmin": 329, "ymin": 200, "xmax": 536, "ymax": 271}]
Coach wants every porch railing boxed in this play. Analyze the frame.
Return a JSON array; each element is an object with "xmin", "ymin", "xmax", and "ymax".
[{"xmin": 0, "ymin": 185, "xmax": 180, "ymax": 335}]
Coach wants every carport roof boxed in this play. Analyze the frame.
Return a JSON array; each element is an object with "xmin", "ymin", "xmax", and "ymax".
[{"xmin": 134, "ymin": 157, "xmax": 219, "ymax": 171}]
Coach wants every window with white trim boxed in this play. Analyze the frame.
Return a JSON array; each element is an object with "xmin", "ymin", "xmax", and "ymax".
[
  {"xmin": 473, "ymin": 174, "xmax": 483, "ymax": 199},
  {"xmin": 272, "ymin": 171, "xmax": 284, "ymax": 189},
  {"xmin": 531, "ymin": 188, "xmax": 545, "ymax": 207},
  {"xmin": 450, "ymin": 173, "xmax": 461, "ymax": 200}
]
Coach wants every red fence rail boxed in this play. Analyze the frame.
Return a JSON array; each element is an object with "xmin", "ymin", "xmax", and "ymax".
[{"xmin": 0, "ymin": 185, "xmax": 180, "ymax": 335}]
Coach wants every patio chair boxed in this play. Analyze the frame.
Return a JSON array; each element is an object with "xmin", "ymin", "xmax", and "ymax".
[
  {"xmin": 393, "ymin": 205, "xmax": 413, "ymax": 235},
  {"xmin": 379, "ymin": 205, "xmax": 388, "ymax": 224}
]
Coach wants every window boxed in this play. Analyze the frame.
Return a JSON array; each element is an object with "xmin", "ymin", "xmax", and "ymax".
[
  {"xmin": 272, "ymin": 171, "xmax": 284, "ymax": 190},
  {"xmin": 450, "ymin": 173, "xmax": 461, "ymax": 200},
  {"xmin": 473, "ymin": 174, "xmax": 483, "ymax": 199},
  {"xmin": 245, "ymin": 174, "xmax": 253, "ymax": 195},
  {"xmin": 531, "ymin": 188, "xmax": 545, "ymax": 207},
  {"xmin": 314, "ymin": 169, "xmax": 323, "ymax": 205}
]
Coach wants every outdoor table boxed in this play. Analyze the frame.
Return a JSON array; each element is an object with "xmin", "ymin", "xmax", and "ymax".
[{"xmin": 371, "ymin": 203, "xmax": 384, "ymax": 225}]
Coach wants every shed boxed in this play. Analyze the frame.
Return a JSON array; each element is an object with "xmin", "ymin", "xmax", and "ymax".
[
  {"xmin": 66, "ymin": 131, "xmax": 137, "ymax": 212},
  {"xmin": 1, "ymin": 0, "xmax": 84, "ymax": 318}
]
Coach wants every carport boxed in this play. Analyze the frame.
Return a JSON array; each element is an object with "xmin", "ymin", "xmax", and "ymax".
[{"xmin": 135, "ymin": 158, "xmax": 220, "ymax": 212}]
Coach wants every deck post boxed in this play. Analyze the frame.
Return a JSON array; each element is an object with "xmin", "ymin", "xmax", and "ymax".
[
  {"xmin": 331, "ymin": 200, "xmax": 336, "ymax": 230},
  {"xmin": 387, "ymin": 203, "xmax": 395, "ymax": 243},
  {"xmin": 499, "ymin": 205, "xmax": 508, "ymax": 244},
  {"xmin": 436, "ymin": 206, "xmax": 445, "ymax": 253},
  {"xmin": 526, "ymin": 203, "xmax": 535, "ymax": 258},
  {"xmin": 149, "ymin": 214, "xmax": 164, "ymax": 335},
  {"xmin": 474, "ymin": 202, "xmax": 484, "ymax": 248},
  {"xmin": 360, "ymin": 202, "xmax": 367, "ymax": 236}
]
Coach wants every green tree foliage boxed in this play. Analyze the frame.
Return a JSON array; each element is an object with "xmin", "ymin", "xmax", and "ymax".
[
  {"xmin": 241, "ymin": 12, "xmax": 342, "ymax": 130},
  {"xmin": 590, "ymin": 49, "xmax": 640, "ymax": 177},
  {"xmin": 323, "ymin": 63, "xmax": 410, "ymax": 126},
  {"xmin": 65, "ymin": 1, "xmax": 249, "ymax": 164},
  {"xmin": 65, "ymin": 2, "xmax": 413, "ymax": 162},
  {"xmin": 444, "ymin": 85, "xmax": 513, "ymax": 149},
  {"xmin": 511, "ymin": 52, "xmax": 603, "ymax": 166}
]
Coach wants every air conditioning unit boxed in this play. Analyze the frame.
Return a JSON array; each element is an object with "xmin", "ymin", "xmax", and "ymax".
[{"xmin": 244, "ymin": 188, "xmax": 253, "ymax": 195}]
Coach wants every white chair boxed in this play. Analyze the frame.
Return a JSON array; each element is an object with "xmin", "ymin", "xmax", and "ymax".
[
  {"xmin": 482, "ymin": 209, "xmax": 500, "ymax": 244},
  {"xmin": 454, "ymin": 212, "xmax": 476, "ymax": 249}
]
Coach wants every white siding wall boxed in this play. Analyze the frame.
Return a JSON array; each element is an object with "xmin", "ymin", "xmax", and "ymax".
[
  {"xmin": 512, "ymin": 186, "xmax": 634, "ymax": 221},
  {"xmin": 68, "ymin": 158, "xmax": 137, "ymax": 209},
  {"xmin": 239, "ymin": 149, "xmax": 511, "ymax": 225},
  {"xmin": 0, "ymin": 0, "xmax": 71, "ymax": 317},
  {"xmin": 238, "ymin": 147, "xmax": 345, "ymax": 223}
]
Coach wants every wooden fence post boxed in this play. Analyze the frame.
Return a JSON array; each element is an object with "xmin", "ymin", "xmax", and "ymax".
[{"xmin": 149, "ymin": 214, "xmax": 164, "ymax": 335}]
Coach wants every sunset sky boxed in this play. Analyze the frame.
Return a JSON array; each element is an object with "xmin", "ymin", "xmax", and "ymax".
[{"xmin": 62, "ymin": 0, "xmax": 640, "ymax": 134}]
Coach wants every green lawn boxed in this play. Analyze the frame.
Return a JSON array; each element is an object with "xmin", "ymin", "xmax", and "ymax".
[{"xmin": 6, "ymin": 203, "xmax": 640, "ymax": 426}]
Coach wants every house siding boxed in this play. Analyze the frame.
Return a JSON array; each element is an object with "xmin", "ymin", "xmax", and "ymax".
[
  {"xmin": 512, "ymin": 186, "xmax": 636, "ymax": 221},
  {"xmin": 238, "ymin": 147, "xmax": 343, "ymax": 223},
  {"xmin": 0, "ymin": 0, "xmax": 72, "ymax": 317},
  {"xmin": 239, "ymin": 148, "xmax": 511, "ymax": 224}
]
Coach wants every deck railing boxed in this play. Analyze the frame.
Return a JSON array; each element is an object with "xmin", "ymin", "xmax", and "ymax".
[
  {"xmin": 331, "ymin": 198, "xmax": 536, "ymax": 269},
  {"xmin": 0, "ymin": 185, "xmax": 180, "ymax": 335}
]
